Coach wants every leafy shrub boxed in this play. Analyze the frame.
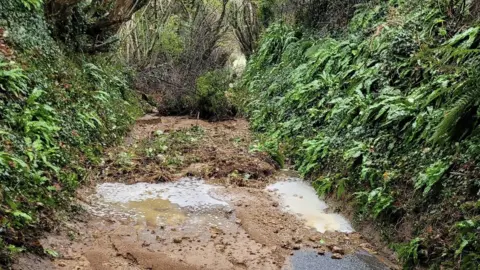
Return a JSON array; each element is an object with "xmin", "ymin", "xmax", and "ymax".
[{"xmin": 194, "ymin": 69, "xmax": 235, "ymax": 120}]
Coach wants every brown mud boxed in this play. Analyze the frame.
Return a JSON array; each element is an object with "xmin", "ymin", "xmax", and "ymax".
[{"xmin": 13, "ymin": 115, "xmax": 398, "ymax": 270}]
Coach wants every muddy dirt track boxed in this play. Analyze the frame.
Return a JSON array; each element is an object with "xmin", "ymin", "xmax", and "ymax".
[{"xmin": 13, "ymin": 115, "xmax": 398, "ymax": 270}]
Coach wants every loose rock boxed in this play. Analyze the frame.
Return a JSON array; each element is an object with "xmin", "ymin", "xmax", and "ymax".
[
  {"xmin": 173, "ymin": 237, "xmax": 182, "ymax": 243},
  {"xmin": 332, "ymin": 246, "xmax": 344, "ymax": 255},
  {"xmin": 331, "ymin": 253, "xmax": 343, "ymax": 260},
  {"xmin": 292, "ymin": 244, "xmax": 301, "ymax": 250}
]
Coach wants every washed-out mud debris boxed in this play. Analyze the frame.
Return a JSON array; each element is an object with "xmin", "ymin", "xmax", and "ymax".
[{"xmin": 14, "ymin": 116, "xmax": 396, "ymax": 270}]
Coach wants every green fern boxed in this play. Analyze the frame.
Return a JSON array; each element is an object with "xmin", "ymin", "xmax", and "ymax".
[
  {"xmin": 432, "ymin": 75, "xmax": 480, "ymax": 143},
  {"xmin": 20, "ymin": 0, "xmax": 43, "ymax": 10},
  {"xmin": 395, "ymin": 238, "xmax": 424, "ymax": 267}
]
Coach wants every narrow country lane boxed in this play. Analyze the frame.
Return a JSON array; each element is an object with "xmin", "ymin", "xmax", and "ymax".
[{"xmin": 14, "ymin": 115, "xmax": 397, "ymax": 270}]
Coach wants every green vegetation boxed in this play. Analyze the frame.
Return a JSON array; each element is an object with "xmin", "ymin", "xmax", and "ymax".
[
  {"xmin": 2, "ymin": 0, "xmax": 480, "ymax": 268},
  {"xmin": 139, "ymin": 126, "xmax": 205, "ymax": 171},
  {"xmin": 119, "ymin": 0, "xmax": 239, "ymax": 120},
  {"xmin": 0, "ymin": 1, "xmax": 142, "ymax": 265},
  {"xmin": 195, "ymin": 69, "xmax": 235, "ymax": 120},
  {"xmin": 240, "ymin": 0, "xmax": 480, "ymax": 268}
]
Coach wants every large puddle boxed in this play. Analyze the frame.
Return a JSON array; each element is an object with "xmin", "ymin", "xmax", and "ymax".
[
  {"xmin": 86, "ymin": 177, "xmax": 391, "ymax": 269},
  {"xmin": 266, "ymin": 178, "xmax": 353, "ymax": 233},
  {"xmin": 90, "ymin": 178, "xmax": 230, "ymax": 227},
  {"xmin": 91, "ymin": 177, "xmax": 353, "ymax": 232}
]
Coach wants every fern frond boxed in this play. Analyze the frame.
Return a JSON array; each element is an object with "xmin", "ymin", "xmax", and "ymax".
[{"xmin": 432, "ymin": 76, "xmax": 480, "ymax": 142}]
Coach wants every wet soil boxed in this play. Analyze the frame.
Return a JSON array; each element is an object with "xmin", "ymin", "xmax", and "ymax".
[{"xmin": 13, "ymin": 115, "xmax": 398, "ymax": 270}]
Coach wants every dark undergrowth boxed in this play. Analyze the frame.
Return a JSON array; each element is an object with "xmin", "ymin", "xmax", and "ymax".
[
  {"xmin": 239, "ymin": 0, "xmax": 480, "ymax": 268},
  {"xmin": 0, "ymin": 1, "xmax": 142, "ymax": 266}
]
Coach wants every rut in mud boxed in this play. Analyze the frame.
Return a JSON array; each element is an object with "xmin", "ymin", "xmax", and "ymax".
[{"xmin": 14, "ymin": 115, "xmax": 397, "ymax": 270}]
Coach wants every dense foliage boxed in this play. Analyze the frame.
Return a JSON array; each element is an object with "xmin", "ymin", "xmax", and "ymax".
[
  {"xmin": 0, "ymin": 1, "xmax": 142, "ymax": 265},
  {"xmin": 119, "ymin": 0, "xmax": 238, "ymax": 120},
  {"xmin": 241, "ymin": 0, "xmax": 480, "ymax": 268}
]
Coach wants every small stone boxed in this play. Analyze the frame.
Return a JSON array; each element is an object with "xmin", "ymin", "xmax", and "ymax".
[
  {"xmin": 332, "ymin": 246, "xmax": 344, "ymax": 255},
  {"xmin": 215, "ymin": 244, "xmax": 226, "ymax": 252},
  {"xmin": 309, "ymin": 235, "xmax": 320, "ymax": 242},
  {"xmin": 272, "ymin": 201, "xmax": 279, "ymax": 207},
  {"xmin": 359, "ymin": 243, "xmax": 373, "ymax": 249},
  {"xmin": 273, "ymin": 229, "xmax": 279, "ymax": 233},
  {"xmin": 292, "ymin": 244, "xmax": 301, "ymax": 250},
  {"xmin": 58, "ymin": 262, "xmax": 66, "ymax": 267},
  {"xmin": 234, "ymin": 201, "xmax": 243, "ymax": 207},
  {"xmin": 173, "ymin": 237, "xmax": 182, "ymax": 243},
  {"xmin": 317, "ymin": 249, "xmax": 325, "ymax": 255},
  {"xmin": 281, "ymin": 241, "xmax": 291, "ymax": 249},
  {"xmin": 235, "ymin": 219, "xmax": 242, "ymax": 224},
  {"xmin": 292, "ymin": 236, "xmax": 302, "ymax": 244},
  {"xmin": 331, "ymin": 253, "xmax": 343, "ymax": 259}
]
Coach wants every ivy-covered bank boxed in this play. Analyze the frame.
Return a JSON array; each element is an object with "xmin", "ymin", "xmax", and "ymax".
[
  {"xmin": 0, "ymin": 1, "xmax": 142, "ymax": 265},
  {"xmin": 241, "ymin": 1, "xmax": 480, "ymax": 268}
]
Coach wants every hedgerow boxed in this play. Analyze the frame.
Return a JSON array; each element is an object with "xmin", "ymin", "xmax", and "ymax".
[
  {"xmin": 0, "ymin": 1, "xmax": 142, "ymax": 265},
  {"xmin": 241, "ymin": 0, "xmax": 480, "ymax": 268}
]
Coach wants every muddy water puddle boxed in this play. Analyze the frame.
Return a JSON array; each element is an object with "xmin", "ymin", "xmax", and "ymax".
[
  {"xmin": 84, "ymin": 177, "xmax": 391, "ymax": 270},
  {"xmin": 90, "ymin": 177, "xmax": 231, "ymax": 228},
  {"xmin": 267, "ymin": 178, "xmax": 353, "ymax": 233}
]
